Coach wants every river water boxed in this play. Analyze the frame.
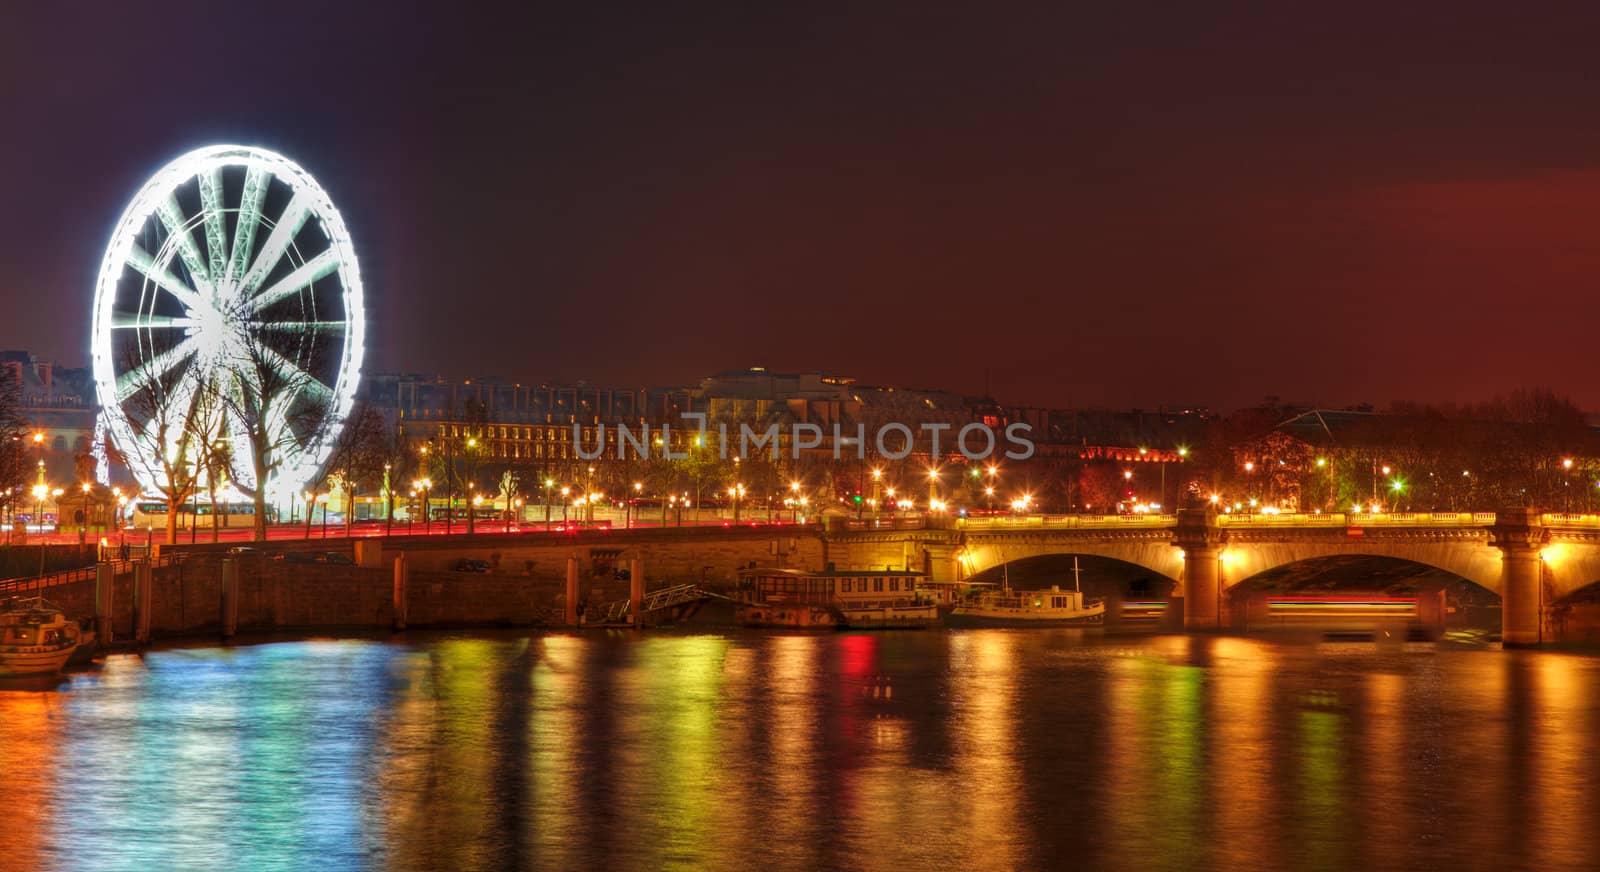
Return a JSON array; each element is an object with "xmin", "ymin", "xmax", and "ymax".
[{"xmin": 2, "ymin": 630, "xmax": 1598, "ymax": 872}]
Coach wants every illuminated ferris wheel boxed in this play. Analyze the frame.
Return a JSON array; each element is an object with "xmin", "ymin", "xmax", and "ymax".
[{"xmin": 91, "ymin": 145, "xmax": 366, "ymax": 502}]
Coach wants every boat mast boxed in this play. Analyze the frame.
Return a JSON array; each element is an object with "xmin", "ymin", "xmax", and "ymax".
[{"xmin": 1072, "ymin": 556, "xmax": 1082, "ymax": 593}]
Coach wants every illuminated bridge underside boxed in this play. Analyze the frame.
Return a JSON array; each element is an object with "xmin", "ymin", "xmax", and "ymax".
[{"xmin": 831, "ymin": 512, "xmax": 1600, "ymax": 604}]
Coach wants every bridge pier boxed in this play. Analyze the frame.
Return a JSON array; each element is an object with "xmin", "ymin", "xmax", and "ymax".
[
  {"xmin": 1175, "ymin": 506, "xmax": 1224, "ymax": 630},
  {"xmin": 1494, "ymin": 508, "xmax": 1547, "ymax": 647},
  {"xmin": 94, "ymin": 562, "xmax": 114, "ymax": 646},
  {"xmin": 133, "ymin": 560, "xmax": 153, "ymax": 644},
  {"xmin": 392, "ymin": 552, "xmax": 409, "ymax": 631},
  {"xmin": 630, "ymin": 558, "xmax": 645, "ymax": 628},
  {"xmin": 565, "ymin": 554, "xmax": 580, "ymax": 627}
]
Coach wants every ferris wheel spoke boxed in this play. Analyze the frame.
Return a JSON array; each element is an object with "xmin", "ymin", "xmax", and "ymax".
[
  {"xmin": 115, "ymin": 337, "xmax": 198, "ymax": 403},
  {"xmin": 238, "ymin": 190, "xmax": 311, "ymax": 296},
  {"xmin": 265, "ymin": 403, "xmax": 297, "ymax": 451},
  {"xmin": 165, "ymin": 366, "xmax": 209, "ymax": 436},
  {"xmin": 226, "ymin": 165, "xmax": 270, "ymax": 286},
  {"xmin": 249, "ymin": 248, "xmax": 340, "ymax": 313},
  {"xmin": 111, "ymin": 313, "xmax": 198, "ymax": 330},
  {"xmin": 255, "ymin": 342, "xmax": 336, "ymax": 404},
  {"xmin": 155, "ymin": 196, "xmax": 214, "ymax": 295},
  {"xmin": 225, "ymin": 412, "xmax": 257, "ymax": 488},
  {"xmin": 127, "ymin": 244, "xmax": 205, "ymax": 311},
  {"xmin": 198, "ymin": 168, "xmax": 229, "ymax": 283}
]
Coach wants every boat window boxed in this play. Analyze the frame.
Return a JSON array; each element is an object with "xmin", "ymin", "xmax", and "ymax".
[{"xmin": 12, "ymin": 627, "xmax": 36, "ymax": 644}]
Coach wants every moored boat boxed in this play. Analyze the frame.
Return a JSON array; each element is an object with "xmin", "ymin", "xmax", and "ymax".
[
  {"xmin": 736, "ymin": 567, "xmax": 940, "ymax": 629},
  {"xmin": 949, "ymin": 557, "xmax": 1105, "ymax": 626},
  {"xmin": 0, "ymin": 597, "xmax": 87, "ymax": 678},
  {"xmin": 949, "ymin": 586, "xmax": 1106, "ymax": 626}
]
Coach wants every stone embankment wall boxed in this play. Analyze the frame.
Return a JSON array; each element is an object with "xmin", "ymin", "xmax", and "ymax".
[{"xmin": 45, "ymin": 526, "xmax": 840, "ymax": 643}]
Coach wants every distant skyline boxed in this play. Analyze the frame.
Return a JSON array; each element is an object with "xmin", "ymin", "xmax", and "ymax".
[{"xmin": 7, "ymin": 3, "xmax": 1600, "ymax": 411}]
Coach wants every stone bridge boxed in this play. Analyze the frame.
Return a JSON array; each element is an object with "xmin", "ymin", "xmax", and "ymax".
[{"xmin": 824, "ymin": 508, "xmax": 1600, "ymax": 646}]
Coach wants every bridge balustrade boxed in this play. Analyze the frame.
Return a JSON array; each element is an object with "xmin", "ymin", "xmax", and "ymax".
[
  {"xmin": 952, "ymin": 511, "xmax": 1503, "ymax": 531},
  {"xmin": 957, "ymin": 514, "xmax": 1176, "ymax": 530},
  {"xmin": 1541, "ymin": 513, "xmax": 1600, "ymax": 528},
  {"xmin": 1220, "ymin": 511, "xmax": 1494, "ymax": 527}
]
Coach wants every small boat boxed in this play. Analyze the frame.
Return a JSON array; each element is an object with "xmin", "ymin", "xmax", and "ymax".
[
  {"xmin": 0, "ymin": 597, "xmax": 88, "ymax": 678},
  {"xmin": 736, "ymin": 567, "xmax": 940, "ymax": 629},
  {"xmin": 950, "ymin": 557, "xmax": 1105, "ymax": 626}
]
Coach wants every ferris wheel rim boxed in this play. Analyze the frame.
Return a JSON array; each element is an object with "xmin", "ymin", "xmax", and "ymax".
[{"xmin": 91, "ymin": 144, "xmax": 366, "ymax": 503}]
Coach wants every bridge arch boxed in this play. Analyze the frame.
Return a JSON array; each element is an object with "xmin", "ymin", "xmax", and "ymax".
[
  {"xmin": 964, "ymin": 552, "xmax": 1182, "ymax": 600},
  {"xmin": 1218, "ymin": 535, "xmax": 1503, "ymax": 595},
  {"xmin": 958, "ymin": 533, "xmax": 1183, "ymax": 587},
  {"xmin": 1536, "ymin": 538, "xmax": 1600, "ymax": 601}
]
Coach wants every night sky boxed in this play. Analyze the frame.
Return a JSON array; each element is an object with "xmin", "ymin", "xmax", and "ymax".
[{"xmin": 5, "ymin": 3, "xmax": 1600, "ymax": 410}]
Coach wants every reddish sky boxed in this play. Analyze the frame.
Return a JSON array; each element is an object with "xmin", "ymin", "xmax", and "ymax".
[{"xmin": 4, "ymin": 3, "xmax": 1600, "ymax": 409}]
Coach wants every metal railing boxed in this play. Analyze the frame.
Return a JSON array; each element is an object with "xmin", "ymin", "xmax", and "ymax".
[
  {"xmin": 0, "ymin": 552, "xmax": 186, "ymax": 595},
  {"xmin": 589, "ymin": 583, "xmax": 727, "ymax": 623}
]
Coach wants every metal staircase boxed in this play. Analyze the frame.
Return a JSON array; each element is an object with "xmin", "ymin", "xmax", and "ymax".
[{"xmin": 586, "ymin": 583, "xmax": 732, "ymax": 625}]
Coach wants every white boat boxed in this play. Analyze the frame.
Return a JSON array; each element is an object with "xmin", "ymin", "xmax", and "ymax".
[
  {"xmin": 950, "ymin": 557, "xmax": 1105, "ymax": 626},
  {"xmin": 0, "ymin": 597, "xmax": 88, "ymax": 678}
]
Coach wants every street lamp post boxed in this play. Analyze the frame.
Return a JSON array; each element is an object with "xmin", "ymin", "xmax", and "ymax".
[
  {"xmin": 112, "ymin": 489, "xmax": 126, "ymax": 550},
  {"xmin": 544, "ymin": 479, "xmax": 555, "ymax": 531},
  {"xmin": 383, "ymin": 463, "xmax": 394, "ymax": 536},
  {"xmin": 79, "ymin": 482, "xmax": 91, "ymax": 547},
  {"xmin": 32, "ymin": 483, "xmax": 47, "ymax": 577},
  {"xmin": 586, "ymin": 466, "xmax": 596, "ymax": 525}
]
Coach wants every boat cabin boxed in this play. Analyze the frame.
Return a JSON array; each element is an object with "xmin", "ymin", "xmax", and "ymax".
[{"xmin": 737, "ymin": 568, "xmax": 927, "ymax": 608}]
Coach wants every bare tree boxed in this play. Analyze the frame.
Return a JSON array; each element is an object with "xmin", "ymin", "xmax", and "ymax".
[
  {"xmin": 218, "ymin": 340, "xmax": 331, "ymax": 541},
  {"xmin": 114, "ymin": 337, "xmax": 211, "ymax": 545},
  {"xmin": 0, "ymin": 373, "xmax": 25, "ymax": 542},
  {"xmin": 321, "ymin": 402, "xmax": 387, "ymax": 529},
  {"xmin": 496, "ymin": 468, "xmax": 521, "ymax": 531}
]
